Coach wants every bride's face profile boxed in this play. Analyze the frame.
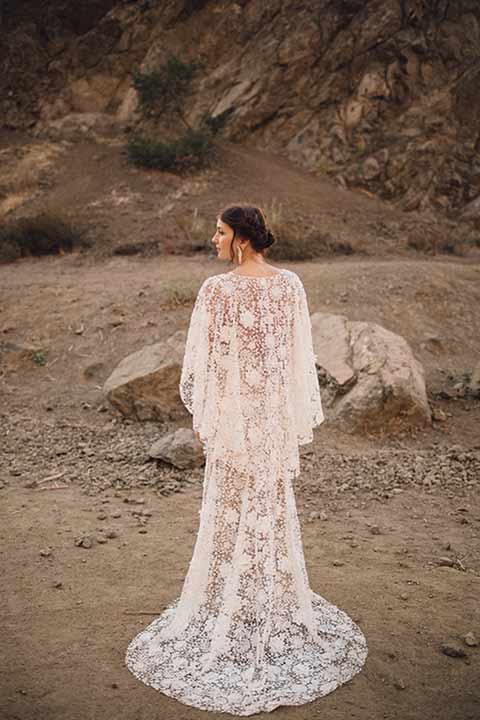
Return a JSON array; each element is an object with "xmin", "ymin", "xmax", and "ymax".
[{"xmin": 212, "ymin": 217, "xmax": 246, "ymax": 262}]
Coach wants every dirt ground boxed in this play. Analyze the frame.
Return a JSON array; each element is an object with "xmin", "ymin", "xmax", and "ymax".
[{"xmin": 1, "ymin": 138, "xmax": 480, "ymax": 720}]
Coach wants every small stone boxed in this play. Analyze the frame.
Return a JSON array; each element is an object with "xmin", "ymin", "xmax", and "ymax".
[
  {"xmin": 24, "ymin": 480, "xmax": 38, "ymax": 489},
  {"xmin": 97, "ymin": 512, "xmax": 107, "ymax": 521},
  {"xmin": 393, "ymin": 678, "xmax": 407, "ymax": 690},
  {"xmin": 138, "ymin": 529, "xmax": 147, "ymax": 534},
  {"xmin": 370, "ymin": 524, "xmax": 381, "ymax": 535},
  {"xmin": 54, "ymin": 581, "xmax": 63, "ymax": 589},
  {"xmin": 440, "ymin": 641, "xmax": 466, "ymax": 658},
  {"xmin": 437, "ymin": 557, "xmax": 455, "ymax": 567},
  {"xmin": 332, "ymin": 560, "xmax": 344, "ymax": 567},
  {"xmin": 464, "ymin": 632, "xmax": 478, "ymax": 647},
  {"xmin": 40, "ymin": 548, "xmax": 52, "ymax": 557},
  {"xmin": 96, "ymin": 534, "xmax": 108, "ymax": 544},
  {"xmin": 112, "ymin": 512, "xmax": 121, "ymax": 519},
  {"xmin": 106, "ymin": 529, "xmax": 118, "ymax": 539},
  {"xmin": 400, "ymin": 593, "xmax": 409, "ymax": 601},
  {"xmin": 74, "ymin": 534, "xmax": 94, "ymax": 549}
]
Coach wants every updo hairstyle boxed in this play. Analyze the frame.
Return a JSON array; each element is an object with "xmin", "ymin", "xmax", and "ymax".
[{"xmin": 219, "ymin": 203, "xmax": 276, "ymax": 263}]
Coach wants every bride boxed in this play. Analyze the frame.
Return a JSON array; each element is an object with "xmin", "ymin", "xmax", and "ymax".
[{"xmin": 125, "ymin": 203, "xmax": 368, "ymax": 715}]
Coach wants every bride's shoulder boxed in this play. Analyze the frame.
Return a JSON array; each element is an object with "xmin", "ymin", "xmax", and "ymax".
[
  {"xmin": 196, "ymin": 273, "xmax": 229, "ymax": 302},
  {"xmin": 282, "ymin": 269, "xmax": 300, "ymax": 281},
  {"xmin": 198, "ymin": 269, "xmax": 302, "ymax": 293},
  {"xmin": 198, "ymin": 274, "xmax": 223, "ymax": 291},
  {"xmin": 212, "ymin": 268, "xmax": 300, "ymax": 281}
]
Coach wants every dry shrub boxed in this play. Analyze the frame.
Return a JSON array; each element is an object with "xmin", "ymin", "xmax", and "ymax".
[
  {"xmin": 268, "ymin": 230, "xmax": 355, "ymax": 261},
  {"xmin": 173, "ymin": 208, "xmax": 211, "ymax": 253},
  {"xmin": 262, "ymin": 199, "xmax": 356, "ymax": 261},
  {"xmin": 0, "ymin": 212, "xmax": 86, "ymax": 262},
  {"xmin": 407, "ymin": 228, "xmax": 465, "ymax": 255}
]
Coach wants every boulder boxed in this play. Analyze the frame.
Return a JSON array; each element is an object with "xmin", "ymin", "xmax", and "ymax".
[
  {"xmin": 311, "ymin": 312, "xmax": 431, "ymax": 432},
  {"xmin": 103, "ymin": 330, "xmax": 186, "ymax": 421},
  {"xmin": 105, "ymin": 313, "xmax": 432, "ymax": 433}
]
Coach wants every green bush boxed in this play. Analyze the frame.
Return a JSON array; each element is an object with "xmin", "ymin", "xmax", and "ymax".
[
  {"xmin": 175, "ymin": 128, "xmax": 212, "ymax": 165},
  {"xmin": 132, "ymin": 55, "xmax": 200, "ymax": 117},
  {"xmin": 128, "ymin": 54, "xmax": 227, "ymax": 172},
  {"xmin": 127, "ymin": 135, "xmax": 178, "ymax": 170},
  {"xmin": 127, "ymin": 128, "xmax": 213, "ymax": 171}
]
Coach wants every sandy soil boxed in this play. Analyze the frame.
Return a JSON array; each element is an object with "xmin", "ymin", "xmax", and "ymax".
[
  {"xmin": 1, "ymin": 479, "xmax": 479, "ymax": 720},
  {"xmin": 1, "ymin": 138, "xmax": 480, "ymax": 720}
]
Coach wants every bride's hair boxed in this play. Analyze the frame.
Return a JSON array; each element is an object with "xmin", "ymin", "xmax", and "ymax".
[{"xmin": 219, "ymin": 203, "xmax": 276, "ymax": 262}]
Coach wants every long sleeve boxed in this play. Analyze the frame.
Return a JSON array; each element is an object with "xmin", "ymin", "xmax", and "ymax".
[
  {"xmin": 179, "ymin": 277, "xmax": 234, "ymax": 454},
  {"xmin": 179, "ymin": 278, "xmax": 213, "ymax": 438},
  {"xmin": 179, "ymin": 275, "xmax": 249, "ymax": 458},
  {"xmin": 289, "ymin": 276, "xmax": 325, "ymax": 445}
]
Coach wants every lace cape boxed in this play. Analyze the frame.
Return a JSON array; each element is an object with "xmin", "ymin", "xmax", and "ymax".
[
  {"xmin": 178, "ymin": 269, "xmax": 325, "ymax": 479},
  {"xmin": 125, "ymin": 269, "xmax": 368, "ymax": 715}
]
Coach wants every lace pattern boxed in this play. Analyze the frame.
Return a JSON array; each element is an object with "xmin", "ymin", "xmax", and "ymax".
[{"xmin": 125, "ymin": 269, "xmax": 368, "ymax": 715}]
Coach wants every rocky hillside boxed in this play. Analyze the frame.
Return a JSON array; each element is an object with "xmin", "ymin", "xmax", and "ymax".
[{"xmin": 1, "ymin": 0, "xmax": 480, "ymax": 220}]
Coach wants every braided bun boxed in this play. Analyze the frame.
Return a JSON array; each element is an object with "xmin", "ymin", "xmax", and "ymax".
[
  {"xmin": 219, "ymin": 203, "xmax": 276, "ymax": 257},
  {"xmin": 263, "ymin": 228, "xmax": 276, "ymax": 249}
]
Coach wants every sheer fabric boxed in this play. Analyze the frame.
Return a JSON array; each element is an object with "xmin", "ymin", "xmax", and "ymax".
[{"xmin": 125, "ymin": 269, "xmax": 368, "ymax": 715}]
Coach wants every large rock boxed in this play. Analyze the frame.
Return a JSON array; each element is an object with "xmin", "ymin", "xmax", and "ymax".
[
  {"xmin": 311, "ymin": 312, "xmax": 431, "ymax": 432},
  {"xmin": 105, "ymin": 311, "xmax": 431, "ymax": 434},
  {"xmin": 103, "ymin": 330, "xmax": 186, "ymax": 421}
]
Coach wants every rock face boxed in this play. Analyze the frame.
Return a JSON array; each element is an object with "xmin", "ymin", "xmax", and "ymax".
[
  {"xmin": 2, "ymin": 0, "xmax": 480, "ymax": 216},
  {"xmin": 103, "ymin": 330, "xmax": 186, "ymax": 421},
  {"xmin": 311, "ymin": 312, "xmax": 431, "ymax": 431}
]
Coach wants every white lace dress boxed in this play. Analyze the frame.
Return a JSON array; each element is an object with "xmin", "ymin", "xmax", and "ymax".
[{"xmin": 125, "ymin": 269, "xmax": 368, "ymax": 715}]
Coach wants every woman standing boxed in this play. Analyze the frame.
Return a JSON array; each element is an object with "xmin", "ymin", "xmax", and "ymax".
[{"xmin": 125, "ymin": 203, "xmax": 368, "ymax": 715}]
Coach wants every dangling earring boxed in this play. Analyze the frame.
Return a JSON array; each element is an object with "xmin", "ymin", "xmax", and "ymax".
[{"xmin": 237, "ymin": 244, "xmax": 243, "ymax": 265}]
